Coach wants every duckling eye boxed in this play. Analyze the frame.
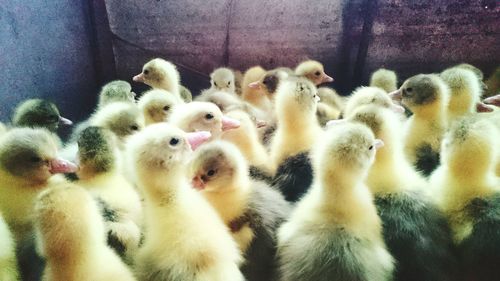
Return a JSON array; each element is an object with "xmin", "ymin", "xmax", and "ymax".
[
  {"xmin": 368, "ymin": 145, "xmax": 374, "ymax": 150},
  {"xmin": 214, "ymin": 82, "xmax": 218, "ymax": 87},
  {"xmin": 130, "ymin": 125, "xmax": 139, "ymax": 131},
  {"xmin": 315, "ymin": 71, "xmax": 321, "ymax": 76},
  {"xmin": 406, "ymin": 87, "xmax": 413, "ymax": 93},
  {"xmin": 169, "ymin": 138, "xmax": 180, "ymax": 146},
  {"xmin": 143, "ymin": 69, "xmax": 149, "ymax": 75},
  {"xmin": 205, "ymin": 113, "xmax": 214, "ymax": 120},
  {"xmin": 30, "ymin": 156, "xmax": 42, "ymax": 163},
  {"xmin": 163, "ymin": 105, "xmax": 170, "ymax": 111},
  {"xmin": 227, "ymin": 81, "xmax": 231, "ymax": 86},
  {"xmin": 207, "ymin": 169, "xmax": 216, "ymax": 177}
]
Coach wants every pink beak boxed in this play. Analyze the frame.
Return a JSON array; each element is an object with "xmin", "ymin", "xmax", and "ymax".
[
  {"xmin": 321, "ymin": 74, "xmax": 334, "ymax": 83},
  {"xmin": 192, "ymin": 176, "xmax": 206, "ymax": 190},
  {"xmin": 256, "ymin": 119, "xmax": 267, "ymax": 128},
  {"xmin": 186, "ymin": 131, "xmax": 211, "ymax": 150},
  {"xmin": 483, "ymin": 94, "xmax": 500, "ymax": 106},
  {"xmin": 326, "ymin": 119, "xmax": 347, "ymax": 128},
  {"xmin": 133, "ymin": 73, "xmax": 145, "ymax": 83},
  {"xmin": 388, "ymin": 89, "xmax": 403, "ymax": 102},
  {"xmin": 476, "ymin": 102, "xmax": 494, "ymax": 113},
  {"xmin": 59, "ymin": 116, "xmax": 73, "ymax": 126},
  {"xmin": 374, "ymin": 139, "xmax": 385, "ymax": 150},
  {"xmin": 248, "ymin": 81, "xmax": 261, "ymax": 89},
  {"xmin": 390, "ymin": 103, "xmax": 406, "ymax": 114},
  {"xmin": 49, "ymin": 157, "xmax": 78, "ymax": 174},
  {"xmin": 221, "ymin": 116, "xmax": 241, "ymax": 131}
]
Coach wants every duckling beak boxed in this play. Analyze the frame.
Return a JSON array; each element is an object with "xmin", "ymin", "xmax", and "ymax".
[
  {"xmin": 248, "ymin": 81, "xmax": 261, "ymax": 89},
  {"xmin": 192, "ymin": 176, "xmax": 206, "ymax": 190},
  {"xmin": 476, "ymin": 101, "xmax": 494, "ymax": 113},
  {"xmin": 221, "ymin": 116, "xmax": 241, "ymax": 131},
  {"xmin": 390, "ymin": 103, "xmax": 406, "ymax": 114},
  {"xmin": 133, "ymin": 73, "xmax": 145, "ymax": 83},
  {"xmin": 326, "ymin": 119, "xmax": 347, "ymax": 128},
  {"xmin": 321, "ymin": 73, "xmax": 334, "ymax": 83},
  {"xmin": 59, "ymin": 116, "xmax": 73, "ymax": 126},
  {"xmin": 186, "ymin": 131, "xmax": 211, "ymax": 150},
  {"xmin": 483, "ymin": 94, "xmax": 500, "ymax": 106},
  {"xmin": 49, "ymin": 157, "xmax": 78, "ymax": 174},
  {"xmin": 256, "ymin": 119, "xmax": 267, "ymax": 128},
  {"xmin": 388, "ymin": 89, "xmax": 403, "ymax": 102},
  {"xmin": 374, "ymin": 139, "xmax": 385, "ymax": 150}
]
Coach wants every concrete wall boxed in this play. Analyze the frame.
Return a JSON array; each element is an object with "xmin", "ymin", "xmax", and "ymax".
[
  {"xmin": 0, "ymin": 0, "xmax": 98, "ymax": 133},
  {"xmin": 1, "ymin": 0, "xmax": 499, "ymax": 127}
]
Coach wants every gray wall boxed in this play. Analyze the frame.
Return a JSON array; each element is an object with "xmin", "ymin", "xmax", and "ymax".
[
  {"xmin": 1, "ymin": 0, "xmax": 499, "ymax": 129},
  {"xmin": 0, "ymin": 0, "xmax": 98, "ymax": 131}
]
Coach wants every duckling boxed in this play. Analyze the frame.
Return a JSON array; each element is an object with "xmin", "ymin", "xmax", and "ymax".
[
  {"xmin": 189, "ymin": 141, "xmax": 291, "ymax": 281},
  {"xmin": 241, "ymin": 66, "xmax": 272, "ymax": 112},
  {"xmin": 430, "ymin": 117, "xmax": 500, "ymax": 281},
  {"xmin": 270, "ymin": 77, "xmax": 323, "ymax": 202},
  {"xmin": 484, "ymin": 66, "xmax": 499, "ymax": 98},
  {"xmin": 221, "ymin": 110, "xmax": 273, "ymax": 182},
  {"xmin": 133, "ymin": 58, "xmax": 188, "ymax": 102},
  {"xmin": 98, "ymin": 80, "xmax": 136, "ymax": 109},
  {"xmin": 277, "ymin": 122, "xmax": 394, "ymax": 281},
  {"xmin": 0, "ymin": 212, "xmax": 19, "ymax": 281},
  {"xmin": 75, "ymin": 126, "xmax": 142, "ymax": 260},
  {"xmin": 180, "ymin": 85, "xmax": 193, "ymax": 102},
  {"xmin": 344, "ymin": 86, "xmax": 405, "ymax": 119},
  {"xmin": 0, "ymin": 122, "xmax": 6, "ymax": 136},
  {"xmin": 294, "ymin": 60, "xmax": 334, "ymax": 86},
  {"xmin": 210, "ymin": 67, "xmax": 237, "ymax": 95},
  {"xmin": 126, "ymin": 124, "xmax": 244, "ymax": 281},
  {"xmin": 0, "ymin": 128, "xmax": 77, "ymax": 242},
  {"xmin": 89, "ymin": 102, "xmax": 144, "ymax": 148},
  {"xmin": 370, "ymin": 68, "xmax": 398, "ymax": 93},
  {"xmin": 34, "ymin": 184, "xmax": 136, "ymax": 281},
  {"xmin": 12, "ymin": 99, "xmax": 72, "ymax": 133},
  {"xmin": 440, "ymin": 66, "xmax": 482, "ymax": 123},
  {"xmin": 169, "ymin": 101, "xmax": 240, "ymax": 140},
  {"xmin": 138, "ymin": 89, "xmax": 180, "ymax": 126},
  {"xmin": 317, "ymin": 87, "xmax": 345, "ymax": 110},
  {"xmin": 391, "ymin": 74, "xmax": 450, "ymax": 176},
  {"xmin": 248, "ymin": 69, "xmax": 289, "ymax": 102},
  {"xmin": 347, "ymin": 105, "xmax": 458, "ymax": 281}
]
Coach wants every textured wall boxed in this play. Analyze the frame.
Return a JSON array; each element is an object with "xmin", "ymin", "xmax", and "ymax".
[
  {"xmin": 0, "ymin": 0, "xmax": 98, "ymax": 133},
  {"xmin": 1, "ymin": 0, "xmax": 499, "ymax": 128}
]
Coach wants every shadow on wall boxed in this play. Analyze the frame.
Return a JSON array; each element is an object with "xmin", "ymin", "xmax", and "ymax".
[{"xmin": 1, "ymin": 0, "xmax": 499, "ymax": 124}]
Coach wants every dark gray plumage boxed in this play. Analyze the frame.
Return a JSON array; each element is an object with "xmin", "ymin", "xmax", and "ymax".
[
  {"xmin": 375, "ymin": 191, "xmax": 459, "ymax": 281},
  {"xmin": 272, "ymin": 152, "xmax": 313, "ymax": 202}
]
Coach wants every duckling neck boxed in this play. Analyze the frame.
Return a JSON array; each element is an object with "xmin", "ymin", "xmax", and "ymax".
[
  {"xmin": 138, "ymin": 167, "xmax": 184, "ymax": 205},
  {"xmin": 412, "ymin": 102, "xmax": 448, "ymax": 128},
  {"xmin": 366, "ymin": 145, "xmax": 407, "ymax": 194},
  {"xmin": 202, "ymin": 179, "xmax": 251, "ymax": 223}
]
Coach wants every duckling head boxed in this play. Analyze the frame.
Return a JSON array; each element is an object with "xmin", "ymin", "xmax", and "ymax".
[
  {"xmin": 98, "ymin": 80, "xmax": 135, "ymax": 108},
  {"xmin": 441, "ymin": 117, "xmax": 498, "ymax": 178},
  {"xmin": 169, "ymin": 102, "xmax": 240, "ymax": 140},
  {"xmin": 189, "ymin": 141, "xmax": 248, "ymax": 192},
  {"xmin": 210, "ymin": 68, "xmax": 236, "ymax": 93},
  {"xmin": 127, "ymin": 123, "xmax": 211, "ymax": 185},
  {"xmin": 344, "ymin": 86, "xmax": 405, "ymax": 118},
  {"xmin": 92, "ymin": 102, "xmax": 144, "ymax": 141},
  {"xmin": 394, "ymin": 74, "xmax": 450, "ymax": 114},
  {"xmin": 294, "ymin": 60, "xmax": 334, "ymax": 85},
  {"xmin": 138, "ymin": 89, "xmax": 180, "ymax": 125},
  {"xmin": 369, "ymin": 68, "xmax": 398, "ymax": 93},
  {"xmin": 12, "ymin": 99, "xmax": 72, "ymax": 132},
  {"xmin": 133, "ymin": 58, "xmax": 180, "ymax": 91},
  {"xmin": 248, "ymin": 69, "xmax": 289, "ymax": 99},
  {"xmin": 316, "ymin": 122, "xmax": 383, "ymax": 181},
  {"xmin": 275, "ymin": 77, "xmax": 319, "ymax": 119},
  {"xmin": 0, "ymin": 128, "xmax": 77, "ymax": 185},
  {"xmin": 76, "ymin": 126, "xmax": 117, "ymax": 179}
]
